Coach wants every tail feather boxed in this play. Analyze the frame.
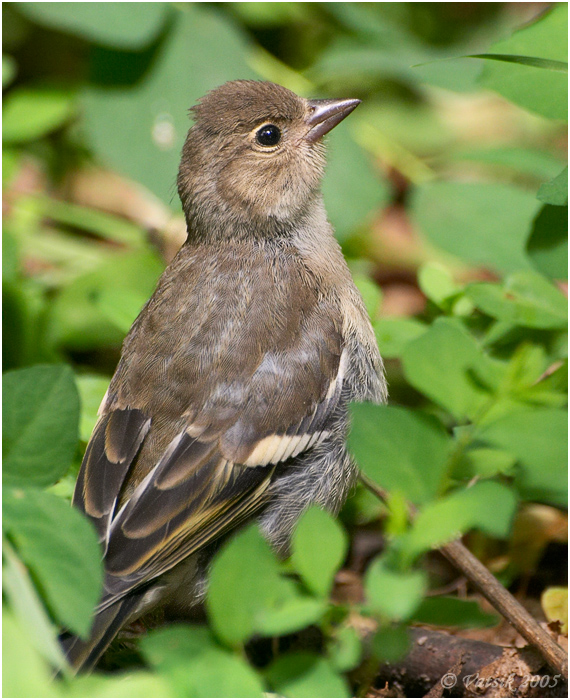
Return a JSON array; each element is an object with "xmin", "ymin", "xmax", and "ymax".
[{"xmin": 60, "ymin": 593, "xmax": 145, "ymax": 673}]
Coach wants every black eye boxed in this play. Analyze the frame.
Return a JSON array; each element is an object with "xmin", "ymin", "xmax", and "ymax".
[{"xmin": 256, "ymin": 124, "xmax": 281, "ymax": 147}]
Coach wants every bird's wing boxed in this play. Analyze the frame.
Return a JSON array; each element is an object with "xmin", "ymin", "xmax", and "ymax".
[{"xmin": 73, "ymin": 273, "xmax": 346, "ymax": 609}]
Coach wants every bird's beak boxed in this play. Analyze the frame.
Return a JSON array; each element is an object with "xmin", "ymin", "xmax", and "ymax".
[{"xmin": 305, "ymin": 98, "xmax": 361, "ymax": 143}]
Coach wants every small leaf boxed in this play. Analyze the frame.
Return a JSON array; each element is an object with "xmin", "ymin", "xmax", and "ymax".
[
  {"xmin": 3, "ymin": 365, "xmax": 80, "ymax": 487},
  {"xmin": 541, "ymin": 587, "xmax": 568, "ymax": 634},
  {"xmin": 365, "ymin": 556, "xmax": 426, "ymax": 621},
  {"xmin": 291, "ymin": 506, "xmax": 348, "ymax": 597},
  {"xmin": 413, "ymin": 597, "xmax": 498, "ymax": 628},
  {"xmin": 329, "ymin": 625, "xmax": 362, "ymax": 672},
  {"xmin": 537, "ymin": 167, "xmax": 568, "ymax": 206},
  {"xmin": 2, "ymin": 87, "xmax": 75, "ymax": 143},
  {"xmin": 418, "ymin": 263, "xmax": 460, "ymax": 308},
  {"xmin": 256, "ymin": 598, "xmax": 327, "ymax": 637},
  {"xmin": 3, "ymin": 488, "xmax": 103, "ymax": 637},
  {"xmin": 374, "ymin": 317, "xmax": 428, "ymax": 359},
  {"xmin": 353, "ymin": 273, "xmax": 383, "ymax": 321},
  {"xmin": 265, "ymin": 652, "xmax": 350, "ymax": 698},
  {"xmin": 350, "ymin": 404, "xmax": 451, "ymax": 504},
  {"xmin": 527, "ymin": 204, "xmax": 568, "ymax": 280},
  {"xmin": 75, "ymin": 374, "xmax": 110, "ymax": 443}
]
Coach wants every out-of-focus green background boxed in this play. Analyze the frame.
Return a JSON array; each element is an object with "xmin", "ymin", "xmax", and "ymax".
[{"xmin": 3, "ymin": 3, "xmax": 567, "ymax": 697}]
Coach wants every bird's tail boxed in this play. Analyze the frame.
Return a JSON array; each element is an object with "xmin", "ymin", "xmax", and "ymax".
[{"xmin": 60, "ymin": 593, "xmax": 144, "ymax": 673}]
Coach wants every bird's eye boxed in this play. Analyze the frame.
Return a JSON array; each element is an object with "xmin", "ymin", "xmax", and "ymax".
[{"xmin": 255, "ymin": 124, "xmax": 281, "ymax": 147}]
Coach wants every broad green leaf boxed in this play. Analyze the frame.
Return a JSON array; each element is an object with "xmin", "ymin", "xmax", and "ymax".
[
  {"xmin": 3, "ymin": 365, "xmax": 80, "ymax": 487},
  {"xmin": 142, "ymin": 625, "xmax": 265, "ymax": 698},
  {"xmin": 365, "ymin": 556, "xmax": 426, "ymax": 621},
  {"xmin": 349, "ymin": 404, "xmax": 451, "ymax": 504},
  {"xmin": 17, "ymin": 2, "xmax": 167, "ymax": 49},
  {"xmin": 478, "ymin": 5, "xmax": 568, "ymax": 121},
  {"xmin": 401, "ymin": 318, "xmax": 497, "ymax": 420},
  {"xmin": 538, "ymin": 167, "xmax": 568, "ymax": 206},
  {"xmin": 418, "ymin": 262, "xmax": 460, "ymax": 308},
  {"xmin": 466, "ymin": 271, "xmax": 567, "ymax": 329},
  {"xmin": 413, "ymin": 597, "xmax": 498, "ymax": 628},
  {"xmin": 454, "ymin": 447, "xmax": 516, "ymax": 480},
  {"xmin": 82, "ymin": 4, "xmax": 257, "ymax": 206},
  {"xmin": 291, "ymin": 506, "xmax": 348, "ymax": 597},
  {"xmin": 65, "ymin": 672, "xmax": 169, "ymax": 698},
  {"xmin": 256, "ymin": 598, "xmax": 328, "ymax": 637},
  {"xmin": 207, "ymin": 525, "xmax": 287, "ymax": 646},
  {"xmin": 265, "ymin": 652, "xmax": 350, "ymax": 698},
  {"xmin": 527, "ymin": 204, "xmax": 568, "ymax": 279},
  {"xmin": 448, "ymin": 146, "xmax": 565, "ymax": 180},
  {"xmin": 372, "ymin": 625, "xmax": 410, "ymax": 663},
  {"xmin": 2, "ymin": 610, "xmax": 56, "ymax": 698},
  {"xmin": 478, "ymin": 408, "xmax": 567, "ymax": 507},
  {"xmin": 411, "ymin": 182, "xmax": 540, "ymax": 274},
  {"xmin": 323, "ymin": 124, "xmax": 390, "ymax": 242},
  {"xmin": 3, "ymin": 488, "xmax": 103, "ymax": 637},
  {"xmin": 75, "ymin": 375, "xmax": 110, "ymax": 442},
  {"xmin": 2, "ymin": 87, "xmax": 75, "ymax": 143},
  {"xmin": 329, "ymin": 626, "xmax": 362, "ymax": 672},
  {"xmin": 404, "ymin": 481, "xmax": 517, "ymax": 559},
  {"xmin": 373, "ymin": 317, "xmax": 428, "ymax": 359}
]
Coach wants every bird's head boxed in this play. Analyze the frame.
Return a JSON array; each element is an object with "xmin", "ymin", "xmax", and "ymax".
[{"xmin": 177, "ymin": 80, "xmax": 360, "ymax": 237}]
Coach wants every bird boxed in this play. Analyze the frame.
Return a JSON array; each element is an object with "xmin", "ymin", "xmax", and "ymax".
[{"xmin": 62, "ymin": 80, "xmax": 386, "ymax": 672}]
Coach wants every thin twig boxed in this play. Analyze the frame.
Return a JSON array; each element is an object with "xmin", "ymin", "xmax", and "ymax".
[{"xmin": 359, "ymin": 473, "xmax": 568, "ymax": 680}]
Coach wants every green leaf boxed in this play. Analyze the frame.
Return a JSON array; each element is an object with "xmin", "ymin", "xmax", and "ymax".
[
  {"xmin": 352, "ymin": 273, "xmax": 383, "ymax": 321},
  {"xmin": 469, "ymin": 53, "xmax": 567, "ymax": 72},
  {"xmin": 329, "ymin": 625, "xmax": 362, "ymax": 672},
  {"xmin": 141, "ymin": 625, "xmax": 265, "ymax": 698},
  {"xmin": 350, "ymin": 404, "xmax": 451, "ymax": 504},
  {"xmin": 455, "ymin": 447, "xmax": 516, "ymax": 480},
  {"xmin": 323, "ymin": 124, "xmax": 390, "ymax": 242},
  {"xmin": 401, "ymin": 318, "xmax": 498, "ymax": 420},
  {"xmin": 97, "ymin": 288, "xmax": 148, "ymax": 334},
  {"xmin": 2, "ymin": 87, "xmax": 75, "ymax": 144},
  {"xmin": 256, "ymin": 598, "xmax": 328, "ymax": 637},
  {"xmin": 17, "ymin": 2, "xmax": 168, "ymax": 49},
  {"xmin": 372, "ymin": 625, "xmax": 410, "ymax": 663},
  {"xmin": 3, "ymin": 488, "xmax": 103, "ymax": 637},
  {"xmin": 75, "ymin": 375, "xmax": 110, "ymax": 443},
  {"xmin": 365, "ymin": 556, "xmax": 426, "ymax": 621},
  {"xmin": 448, "ymin": 146, "xmax": 565, "ymax": 180},
  {"xmin": 404, "ymin": 482, "xmax": 517, "ymax": 559},
  {"xmin": 81, "ymin": 4, "xmax": 257, "ymax": 206},
  {"xmin": 411, "ymin": 182, "xmax": 540, "ymax": 274},
  {"xmin": 538, "ymin": 167, "xmax": 568, "ymax": 206},
  {"xmin": 527, "ymin": 204, "xmax": 568, "ymax": 279},
  {"xmin": 413, "ymin": 596, "xmax": 498, "ymax": 628},
  {"xmin": 478, "ymin": 5, "xmax": 568, "ymax": 121},
  {"xmin": 66, "ymin": 672, "xmax": 169, "ymax": 698},
  {"xmin": 265, "ymin": 653, "xmax": 350, "ymax": 698},
  {"xmin": 291, "ymin": 506, "xmax": 348, "ymax": 597},
  {"xmin": 3, "ymin": 365, "xmax": 80, "ymax": 487},
  {"xmin": 207, "ymin": 525, "xmax": 287, "ymax": 646},
  {"xmin": 478, "ymin": 408, "xmax": 567, "ymax": 507},
  {"xmin": 2, "ymin": 53, "xmax": 16, "ymax": 88},
  {"xmin": 466, "ymin": 271, "xmax": 567, "ymax": 329},
  {"xmin": 373, "ymin": 317, "xmax": 428, "ymax": 359},
  {"xmin": 418, "ymin": 262, "xmax": 460, "ymax": 308}
]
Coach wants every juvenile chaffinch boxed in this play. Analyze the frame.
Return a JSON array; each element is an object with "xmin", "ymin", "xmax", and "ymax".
[{"xmin": 63, "ymin": 80, "xmax": 386, "ymax": 671}]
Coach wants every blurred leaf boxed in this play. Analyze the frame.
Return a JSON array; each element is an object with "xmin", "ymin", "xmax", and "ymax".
[
  {"xmin": 2, "ymin": 147, "xmax": 21, "ymax": 188},
  {"xmin": 404, "ymin": 481, "xmax": 517, "ymax": 559},
  {"xmin": 541, "ymin": 587, "xmax": 568, "ymax": 634},
  {"xmin": 82, "ymin": 4, "xmax": 257, "ymax": 206},
  {"xmin": 207, "ymin": 524, "xmax": 290, "ymax": 646},
  {"xmin": 3, "ymin": 488, "xmax": 103, "ymax": 638},
  {"xmin": 448, "ymin": 147, "xmax": 565, "ymax": 180},
  {"xmin": 142, "ymin": 625, "xmax": 265, "ymax": 698},
  {"xmin": 17, "ymin": 2, "xmax": 168, "ymax": 49},
  {"xmin": 470, "ymin": 53, "xmax": 567, "ymax": 72},
  {"xmin": 265, "ymin": 652, "xmax": 350, "ymax": 698},
  {"xmin": 2, "ymin": 609, "xmax": 56, "ymax": 698},
  {"xmin": 478, "ymin": 408, "xmax": 567, "ymax": 507},
  {"xmin": 97, "ymin": 288, "xmax": 148, "ymax": 334},
  {"xmin": 2, "ymin": 53, "xmax": 16, "ymax": 88},
  {"xmin": 65, "ymin": 672, "xmax": 169, "ymax": 698},
  {"xmin": 323, "ymin": 125, "xmax": 390, "ymax": 242},
  {"xmin": 349, "ymin": 404, "xmax": 451, "ymax": 504},
  {"xmin": 418, "ymin": 262, "xmax": 460, "ymax": 309},
  {"xmin": 466, "ymin": 271, "xmax": 567, "ymax": 330},
  {"xmin": 291, "ymin": 506, "xmax": 348, "ymax": 597},
  {"xmin": 353, "ymin": 273, "xmax": 383, "ymax": 321},
  {"xmin": 3, "ymin": 365, "xmax": 79, "ymax": 487},
  {"xmin": 479, "ymin": 5, "xmax": 568, "ymax": 121},
  {"xmin": 2, "ymin": 86, "xmax": 75, "ymax": 144},
  {"xmin": 413, "ymin": 597, "xmax": 498, "ymax": 628},
  {"xmin": 411, "ymin": 182, "xmax": 540, "ymax": 274},
  {"xmin": 76, "ymin": 374, "xmax": 109, "ymax": 442},
  {"xmin": 455, "ymin": 447, "xmax": 516, "ymax": 480},
  {"xmin": 537, "ymin": 167, "xmax": 568, "ymax": 206},
  {"xmin": 256, "ymin": 598, "xmax": 328, "ymax": 637},
  {"xmin": 402, "ymin": 318, "xmax": 499, "ymax": 420},
  {"xmin": 329, "ymin": 625, "xmax": 362, "ymax": 672},
  {"xmin": 372, "ymin": 625, "xmax": 410, "ymax": 663},
  {"xmin": 527, "ymin": 204, "xmax": 568, "ymax": 279},
  {"xmin": 374, "ymin": 317, "xmax": 428, "ymax": 359},
  {"xmin": 365, "ymin": 556, "xmax": 426, "ymax": 621}
]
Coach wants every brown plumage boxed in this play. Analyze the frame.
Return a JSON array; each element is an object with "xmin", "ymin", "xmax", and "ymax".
[{"xmin": 63, "ymin": 80, "xmax": 386, "ymax": 671}]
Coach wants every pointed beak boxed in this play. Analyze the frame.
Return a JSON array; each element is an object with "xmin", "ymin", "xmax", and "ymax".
[{"xmin": 305, "ymin": 97, "xmax": 361, "ymax": 143}]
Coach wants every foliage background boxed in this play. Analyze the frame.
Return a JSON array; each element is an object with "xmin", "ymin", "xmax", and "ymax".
[{"xmin": 2, "ymin": 2, "xmax": 567, "ymax": 697}]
